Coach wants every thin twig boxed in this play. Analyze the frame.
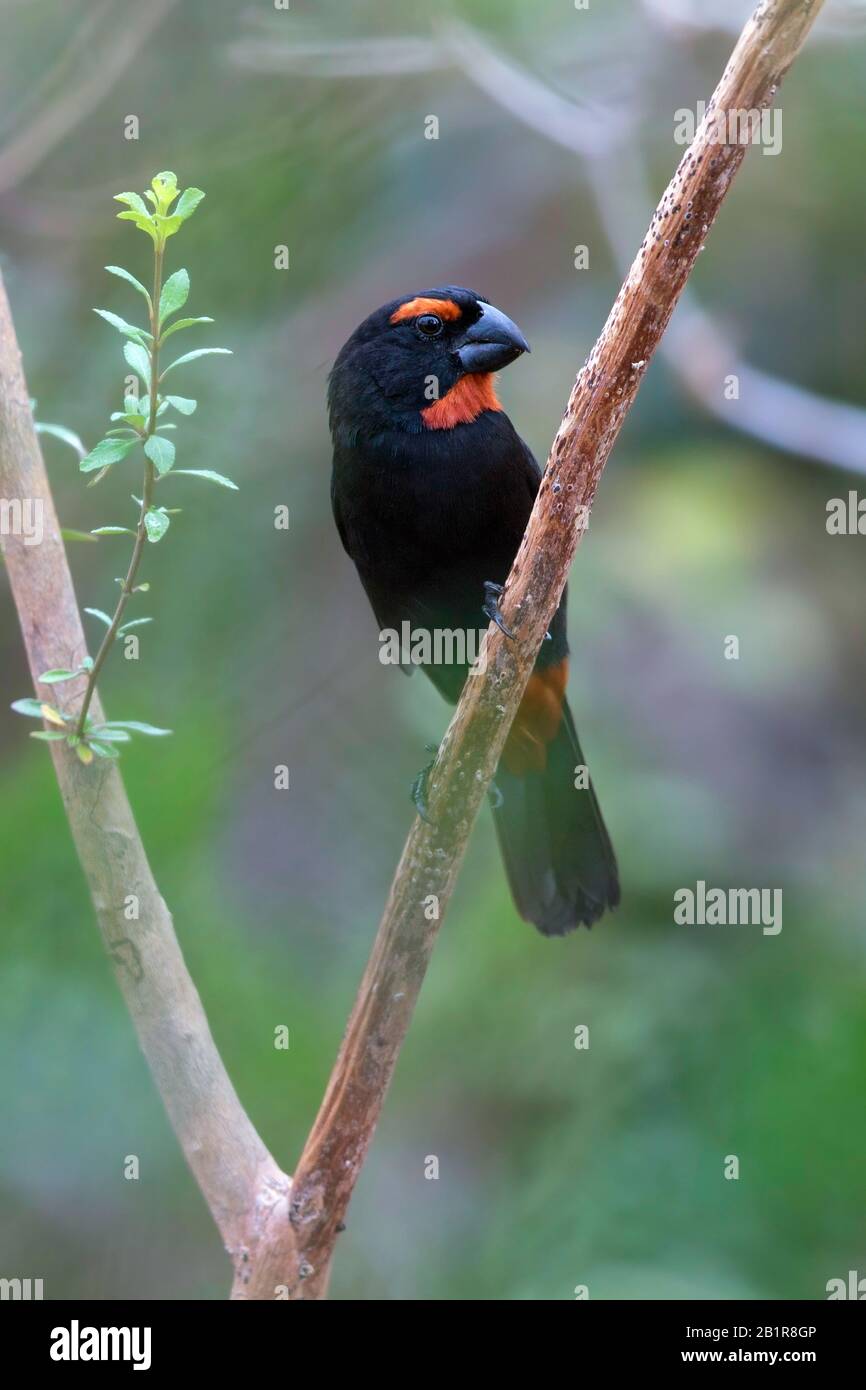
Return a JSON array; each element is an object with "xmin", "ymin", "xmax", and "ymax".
[
  {"xmin": 75, "ymin": 246, "xmax": 163, "ymax": 736},
  {"xmin": 228, "ymin": 35, "xmax": 446, "ymax": 77}
]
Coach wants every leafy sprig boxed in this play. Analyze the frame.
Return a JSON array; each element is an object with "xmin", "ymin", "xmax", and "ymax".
[{"xmin": 12, "ymin": 171, "xmax": 235, "ymax": 765}]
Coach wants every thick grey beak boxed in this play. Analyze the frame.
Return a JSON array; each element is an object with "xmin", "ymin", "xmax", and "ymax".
[{"xmin": 456, "ymin": 302, "xmax": 531, "ymax": 374}]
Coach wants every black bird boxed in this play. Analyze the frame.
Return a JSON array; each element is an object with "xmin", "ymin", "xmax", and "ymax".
[{"xmin": 328, "ymin": 286, "xmax": 619, "ymax": 935}]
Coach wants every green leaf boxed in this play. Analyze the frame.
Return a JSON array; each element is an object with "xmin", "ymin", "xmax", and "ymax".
[
  {"xmin": 109, "ymin": 412, "xmax": 146, "ymax": 429},
  {"xmin": 85, "ymin": 466, "xmax": 113, "ymax": 488},
  {"xmin": 105, "ymin": 265, "xmax": 152, "ymax": 306},
  {"xmin": 124, "ymin": 340, "xmax": 151, "ymax": 383},
  {"xmin": 171, "ymin": 468, "xmax": 238, "ymax": 490},
  {"xmin": 144, "ymin": 508, "xmax": 170, "ymax": 542},
  {"xmin": 144, "ymin": 435, "xmax": 175, "ymax": 475},
  {"xmin": 175, "ymin": 187, "xmax": 205, "ymax": 222},
  {"xmin": 117, "ymin": 211, "xmax": 158, "ymax": 242},
  {"xmin": 151, "ymin": 171, "xmax": 179, "ymax": 211},
  {"xmin": 153, "ymin": 213, "xmax": 183, "ymax": 241},
  {"xmin": 91, "ymin": 526, "xmax": 135, "ymax": 536},
  {"xmin": 88, "ymin": 727, "xmax": 131, "ymax": 743},
  {"xmin": 103, "ymin": 720, "xmax": 172, "ymax": 736},
  {"xmin": 159, "ymin": 269, "xmax": 190, "ymax": 325},
  {"xmin": 11, "ymin": 698, "xmax": 45, "ymax": 718},
  {"xmin": 76, "ymin": 742, "xmax": 95, "ymax": 765},
  {"xmin": 117, "ymin": 618, "xmax": 153, "ymax": 633},
  {"xmin": 161, "ymin": 347, "xmax": 232, "ymax": 379},
  {"xmin": 114, "ymin": 192, "xmax": 150, "ymax": 217},
  {"xmin": 163, "ymin": 395, "xmax": 197, "ymax": 415},
  {"xmin": 12, "ymin": 697, "xmax": 67, "ymax": 727},
  {"xmin": 80, "ymin": 436, "xmax": 139, "ymax": 473},
  {"xmin": 35, "ymin": 421, "xmax": 86, "ymax": 458},
  {"xmin": 84, "ymin": 607, "xmax": 113, "ymax": 627},
  {"xmin": 160, "ymin": 316, "xmax": 213, "ymax": 342},
  {"xmin": 88, "ymin": 739, "xmax": 121, "ymax": 759},
  {"xmin": 38, "ymin": 669, "xmax": 80, "ymax": 684},
  {"xmin": 61, "ymin": 529, "xmax": 98, "ymax": 544},
  {"xmin": 30, "ymin": 730, "xmax": 68, "ymax": 742},
  {"xmin": 94, "ymin": 309, "xmax": 151, "ymax": 345}
]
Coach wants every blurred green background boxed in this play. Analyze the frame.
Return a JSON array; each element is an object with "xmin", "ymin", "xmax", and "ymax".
[{"xmin": 2, "ymin": 0, "xmax": 865, "ymax": 1301}]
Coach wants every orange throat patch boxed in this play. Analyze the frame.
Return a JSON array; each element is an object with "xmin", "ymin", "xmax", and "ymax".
[{"xmin": 421, "ymin": 373, "xmax": 502, "ymax": 430}]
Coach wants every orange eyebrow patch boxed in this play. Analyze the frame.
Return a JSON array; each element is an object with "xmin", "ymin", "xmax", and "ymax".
[
  {"xmin": 390, "ymin": 296, "xmax": 462, "ymax": 324},
  {"xmin": 502, "ymin": 659, "xmax": 569, "ymax": 775},
  {"xmin": 421, "ymin": 373, "xmax": 501, "ymax": 430}
]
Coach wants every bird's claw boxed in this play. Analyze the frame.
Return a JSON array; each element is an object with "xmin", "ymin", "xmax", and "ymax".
[
  {"xmin": 487, "ymin": 779, "xmax": 504, "ymax": 811},
  {"xmin": 482, "ymin": 581, "xmax": 515, "ymax": 640}
]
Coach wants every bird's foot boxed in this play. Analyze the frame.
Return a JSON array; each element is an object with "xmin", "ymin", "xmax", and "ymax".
[
  {"xmin": 482, "ymin": 581, "xmax": 514, "ymax": 640},
  {"xmin": 487, "ymin": 779, "xmax": 504, "ymax": 811},
  {"xmin": 411, "ymin": 743, "xmax": 440, "ymax": 824}
]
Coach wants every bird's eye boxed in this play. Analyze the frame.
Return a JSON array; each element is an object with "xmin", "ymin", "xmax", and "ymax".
[{"xmin": 416, "ymin": 313, "xmax": 443, "ymax": 337}]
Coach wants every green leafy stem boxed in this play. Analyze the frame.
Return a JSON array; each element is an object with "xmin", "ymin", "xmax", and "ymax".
[{"xmin": 12, "ymin": 171, "xmax": 236, "ymax": 764}]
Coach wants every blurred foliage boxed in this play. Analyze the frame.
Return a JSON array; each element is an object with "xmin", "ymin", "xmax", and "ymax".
[{"xmin": 1, "ymin": 0, "xmax": 865, "ymax": 1300}]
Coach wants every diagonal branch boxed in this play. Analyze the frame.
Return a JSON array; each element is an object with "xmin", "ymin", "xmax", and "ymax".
[{"xmin": 281, "ymin": 0, "xmax": 826, "ymax": 1300}]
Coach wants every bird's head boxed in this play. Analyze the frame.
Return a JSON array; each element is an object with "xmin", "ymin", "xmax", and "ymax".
[{"xmin": 328, "ymin": 286, "xmax": 530, "ymax": 441}]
